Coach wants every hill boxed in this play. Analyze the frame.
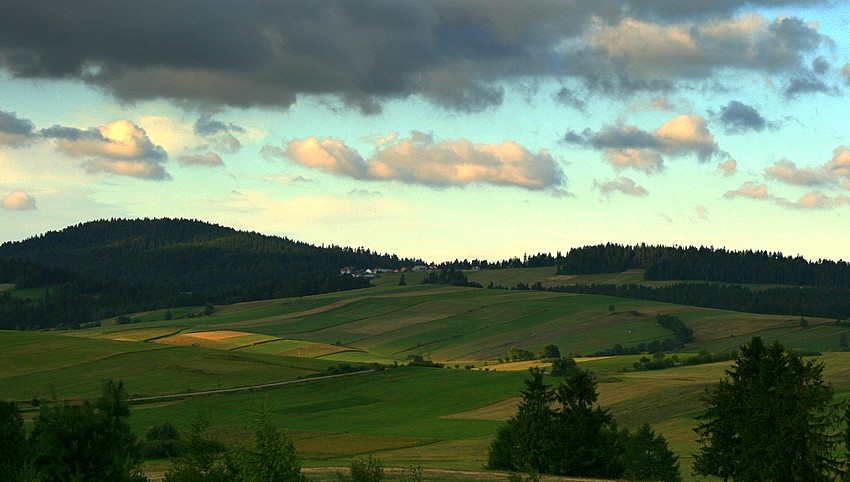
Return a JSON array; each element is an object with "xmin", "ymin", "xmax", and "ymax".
[{"xmin": 0, "ymin": 218, "xmax": 423, "ymax": 329}]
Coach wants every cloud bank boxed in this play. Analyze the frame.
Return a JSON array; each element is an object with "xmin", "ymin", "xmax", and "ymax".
[
  {"xmin": 0, "ymin": 1, "xmax": 837, "ymax": 113},
  {"xmin": 268, "ymin": 133, "xmax": 564, "ymax": 190}
]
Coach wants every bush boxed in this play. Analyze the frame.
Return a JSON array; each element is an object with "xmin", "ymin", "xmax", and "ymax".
[
  {"xmin": 338, "ymin": 456, "xmax": 384, "ymax": 482},
  {"xmin": 140, "ymin": 422, "xmax": 181, "ymax": 459}
]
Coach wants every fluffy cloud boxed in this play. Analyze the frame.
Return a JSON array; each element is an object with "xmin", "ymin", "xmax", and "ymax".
[
  {"xmin": 0, "ymin": 2, "xmax": 834, "ymax": 112},
  {"xmin": 765, "ymin": 159, "xmax": 827, "ymax": 186},
  {"xmin": 1, "ymin": 190, "xmax": 36, "ymax": 210},
  {"xmin": 774, "ymin": 191, "xmax": 850, "ymax": 210},
  {"xmin": 274, "ymin": 133, "xmax": 564, "ymax": 190},
  {"xmin": 764, "ymin": 147, "xmax": 850, "ymax": 188},
  {"xmin": 717, "ymin": 101, "xmax": 772, "ymax": 134},
  {"xmin": 717, "ymin": 159, "xmax": 737, "ymax": 176},
  {"xmin": 285, "ymin": 137, "xmax": 369, "ymax": 180},
  {"xmin": 724, "ymin": 181, "xmax": 770, "ymax": 200},
  {"xmin": 41, "ymin": 120, "xmax": 169, "ymax": 180},
  {"xmin": 178, "ymin": 152, "xmax": 225, "ymax": 168},
  {"xmin": 594, "ymin": 177, "xmax": 648, "ymax": 197},
  {"xmin": 0, "ymin": 109, "xmax": 35, "ymax": 146},
  {"xmin": 565, "ymin": 114, "xmax": 719, "ymax": 173}
]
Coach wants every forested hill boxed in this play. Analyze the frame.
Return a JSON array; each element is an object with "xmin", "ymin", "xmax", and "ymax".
[
  {"xmin": 0, "ymin": 218, "xmax": 422, "ymax": 329},
  {"xmin": 557, "ymin": 244, "xmax": 850, "ymax": 287},
  {"xmin": 0, "ymin": 218, "xmax": 419, "ymax": 293}
]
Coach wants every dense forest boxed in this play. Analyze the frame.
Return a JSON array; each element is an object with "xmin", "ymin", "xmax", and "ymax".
[
  {"xmin": 0, "ymin": 218, "xmax": 423, "ymax": 330},
  {"xmin": 552, "ymin": 283, "xmax": 850, "ymax": 320},
  {"xmin": 556, "ymin": 243, "xmax": 850, "ymax": 287}
]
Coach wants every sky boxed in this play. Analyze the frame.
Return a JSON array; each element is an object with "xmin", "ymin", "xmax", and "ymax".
[{"xmin": 1, "ymin": 1, "xmax": 850, "ymax": 263}]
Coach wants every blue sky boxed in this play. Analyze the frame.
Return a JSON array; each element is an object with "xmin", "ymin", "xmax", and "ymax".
[{"xmin": 1, "ymin": 1, "xmax": 849, "ymax": 262}]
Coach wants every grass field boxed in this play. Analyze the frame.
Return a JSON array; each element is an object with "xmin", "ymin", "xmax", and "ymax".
[
  {"xmin": 0, "ymin": 331, "xmax": 354, "ymax": 402},
  {"xmin": 9, "ymin": 267, "xmax": 850, "ymax": 481}
]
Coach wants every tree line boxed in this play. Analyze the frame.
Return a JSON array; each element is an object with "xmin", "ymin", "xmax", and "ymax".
[{"xmin": 556, "ymin": 243, "xmax": 850, "ymax": 287}]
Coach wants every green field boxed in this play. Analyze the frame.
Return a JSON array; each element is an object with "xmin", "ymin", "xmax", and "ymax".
[{"xmin": 7, "ymin": 267, "xmax": 850, "ymax": 481}]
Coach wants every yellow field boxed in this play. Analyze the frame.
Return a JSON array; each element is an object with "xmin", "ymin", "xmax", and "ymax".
[
  {"xmin": 185, "ymin": 330, "xmax": 252, "ymax": 341},
  {"xmin": 155, "ymin": 331, "xmax": 279, "ymax": 350}
]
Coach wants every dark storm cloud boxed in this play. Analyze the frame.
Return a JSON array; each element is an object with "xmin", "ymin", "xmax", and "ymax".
[
  {"xmin": 0, "ymin": 109, "xmax": 35, "ymax": 137},
  {"xmin": 0, "ymin": 1, "xmax": 833, "ymax": 113},
  {"xmin": 622, "ymin": 0, "xmax": 827, "ymax": 22},
  {"xmin": 784, "ymin": 74, "xmax": 832, "ymax": 98},
  {"xmin": 718, "ymin": 101, "xmax": 770, "ymax": 134},
  {"xmin": 40, "ymin": 125, "xmax": 102, "ymax": 141}
]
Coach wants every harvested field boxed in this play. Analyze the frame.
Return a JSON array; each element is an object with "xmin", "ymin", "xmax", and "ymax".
[
  {"xmin": 154, "ymin": 332, "xmax": 279, "ymax": 350},
  {"xmin": 185, "ymin": 330, "xmax": 252, "ymax": 340}
]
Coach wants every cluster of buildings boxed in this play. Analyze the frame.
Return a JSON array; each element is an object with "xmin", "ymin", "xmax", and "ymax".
[{"xmin": 339, "ymin": 264, "xmax": 439, "ymax": 278}]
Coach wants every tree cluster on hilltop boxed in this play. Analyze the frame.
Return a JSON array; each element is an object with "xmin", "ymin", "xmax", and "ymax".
[{"xmin": 0, "ymin": 218, "xmax": 422, "ymax": 292}]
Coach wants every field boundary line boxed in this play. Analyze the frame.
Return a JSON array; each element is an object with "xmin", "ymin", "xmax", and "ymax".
[{"xmin": 126, "ymin": 369, "xmax": 375, "ymax": 403}]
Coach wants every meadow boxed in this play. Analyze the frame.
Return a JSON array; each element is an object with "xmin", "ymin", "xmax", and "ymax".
[{"xmin": 6, "ymin": 267, "xmax": 850, "ymax": 480}]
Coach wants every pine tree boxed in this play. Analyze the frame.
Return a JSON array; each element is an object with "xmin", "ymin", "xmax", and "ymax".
[{"xmin": 694, "ymin": 337, "xmax": 839, "ymax": 481}]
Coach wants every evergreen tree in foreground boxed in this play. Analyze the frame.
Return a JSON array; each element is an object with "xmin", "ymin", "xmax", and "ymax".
[
  {"xmin": 694, "ymin": 337, "xmax": 840, "ymax": 481},
  {"xmin": 488, "ymin": 368, "xmax": 680, "ymax": 481}
]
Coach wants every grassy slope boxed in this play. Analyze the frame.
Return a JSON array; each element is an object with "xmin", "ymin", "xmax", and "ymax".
[{"xmin": 63, "ymin": 268, "xmax": 846, "ymax": 365}]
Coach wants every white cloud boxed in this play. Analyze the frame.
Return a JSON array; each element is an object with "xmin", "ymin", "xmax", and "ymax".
[
  {"xmin": 764, "ymin": 147, "xmax": 850, "ymax": 188},
  {"xmin": 568, "ymin": 114, "xmax": 720, "ymax": 174},
  {"xmin": 275, "ymin": 134, "xmax": 564, "ymax": 190},
  {"xmin": 717, "ymin": 159, "xmax": 737, "ymax": 176},
  {"xmin": 285, "ymin": 137, "xmax": 369, "ymax": 179},
  {"xmin": 765, "ymin": 159, "xmax": 828, "ymax": 186},
  {"xmin": 44, "ymin": 120, "xmax": 170, "ymax": 181},
  {"xmin": 1, "ymin": 190, "xmax": 36, "ymax": 210},
  {"xmin": 82, "ymin": 159, "xmax": 169, "ymax": 180},
  {"xmin": 603, "ymin": 148, "xmax": 665, "ymax": 174},
  {"xmin": 724, "ymin": 181, "xmax": 770, "ymax": 200},
  {"xmin": 594, "ymin": 177, "xmax": 649, "ymax": 197}
]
